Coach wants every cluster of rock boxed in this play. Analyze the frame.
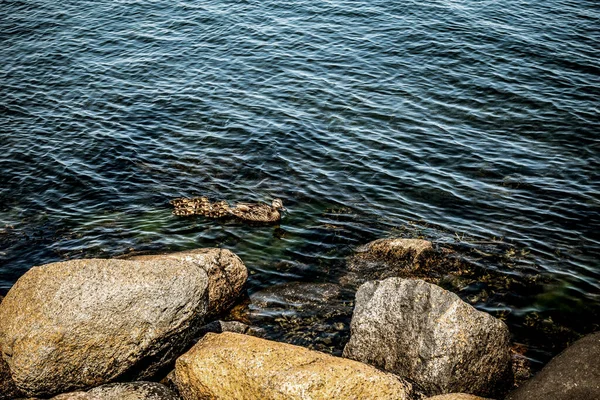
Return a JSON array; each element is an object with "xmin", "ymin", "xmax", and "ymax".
[
  {"xmin": 0, "ymin": 248, "xmax": 246, "ymax": 399},
  {"xmin": 1, "ymin": 240, "xmax": 598, "ymax": 399}
]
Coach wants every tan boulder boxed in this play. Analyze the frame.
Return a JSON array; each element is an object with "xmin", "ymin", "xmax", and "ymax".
[
  {"xmin": 175, "ymin": 332, "xmax": 418, "ymax": 400},
  {"xmin": 0, "ymin": 248, "xmax": 246, "ymax": 397}
]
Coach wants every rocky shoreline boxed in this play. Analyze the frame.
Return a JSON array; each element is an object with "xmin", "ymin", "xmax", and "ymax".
[{"xmin": 1, "ymin": 239, "xmax": 598, "ymax": 399}]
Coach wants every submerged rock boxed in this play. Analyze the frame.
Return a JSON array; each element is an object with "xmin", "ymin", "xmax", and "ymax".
[
  {"xmin": 342, "ymin": 238, "xmax": 453, "ymax": 286},
  {"xmin": 197, "ymin": 320, "xmax": 251, "ymax": 336},
  {"xmin": 175, "ymin": 332, "xmax": 419, "ymax": 400},
  {"xmin": 506, "ymin": 332, "xmax": 600, "ymax": 400},
  {"xmin": 250, "ymin": 282, "xmax": 343, "ymax": 309},
  {"xmin": 237, "ymin": 282, "xmax": 352, "ymax": 354},
  {"xmin": 510, "ymin": 344, "xmax": 532, "ymax": 389},
  {"xmin": 0, "ymin": 248, "xmax": 247, "ymax": 397},
  {"xmin": 51, "ymin": 382, "xmax": 180, "ymax": 400},
  {"xmin": 343, "ymin": 278, "xmax": 512, "ymax": 398}
]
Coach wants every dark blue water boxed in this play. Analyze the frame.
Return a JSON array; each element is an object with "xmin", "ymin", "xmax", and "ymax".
[{"xmin": 1, "ymin": 0, "xmax": 599, "ymax": 366}]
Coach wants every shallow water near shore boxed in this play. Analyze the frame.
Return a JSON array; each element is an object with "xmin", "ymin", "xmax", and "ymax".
[{"xmin": 1, "ymin": 0, "xmax": 599, "ymax": 370}]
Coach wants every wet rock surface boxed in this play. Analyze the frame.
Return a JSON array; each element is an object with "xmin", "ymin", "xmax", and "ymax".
[
  {"xmin": 343, "ymin": 278, "xmax": 513, "ymax": 398},
  {"xmin": 506, "ymin": 332, "xmax": 600, "ymax": 400},
  {"xmin": 51, "ymin": 382, "xmax": 180, "ymax": 400},
  {"xmin": 229, "ymin": 282, "xmax": 353, "ymax": 354},
  {"xmin": 175, "ymin": 332, "xmax": 419, "ymax": 400},
  {"xmin": 0, "ymin": 249, "xmax": 246, "ymax": 397},
  {"xmin": 197, "ymin": 320, "xmax": 251, "ymax": 336},
  {"xmin": 342, "ymin": 238, "xmax": 461, "ymax": 287},
  {"xmin": 250, "ymin": 282, "xmax": 343, "ymax": 309}
]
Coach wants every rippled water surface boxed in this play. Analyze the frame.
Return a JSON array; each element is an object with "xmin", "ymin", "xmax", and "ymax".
[{"xmin": 1, "ymin": 0, "xmax": 599, "ymax": 367}]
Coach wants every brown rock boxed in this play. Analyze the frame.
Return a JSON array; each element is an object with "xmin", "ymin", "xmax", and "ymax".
[
  {"xmin": 342, "ymin": 238, "xmax": 437, "ymax": 286},
  {"xmin": 0, "ymin": 249, "xmax": 246, "ymax": 397},
  {"xmin": 506, "ymin": 332, "xmax": 600, "ymax": 400},
  {"xmin": 0, "ymin": 343, "xmax": 22, "ymax": 400},
  {"xmin": 175, "ymin": 332, "xmax": 418, "ymax": 400}
]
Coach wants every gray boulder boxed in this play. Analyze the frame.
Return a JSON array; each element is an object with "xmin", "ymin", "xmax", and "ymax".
[
  {"xmin": 0, "ymin": 248, "xmax": 247, "ymax": 397},
  {"xmin": 128, "ymin": 249, "xmax": 247, "ymax": 318},
  {"xmin": 343, "ymin": 278, "xmax": 512, "ymax": 398},
  {"xmin": 52, "ymin": 381, "xmax": 180, "ymax": 399},
  {"xmin": 506, "ymin": 332, "xmax": 600, "ymax": 400}
]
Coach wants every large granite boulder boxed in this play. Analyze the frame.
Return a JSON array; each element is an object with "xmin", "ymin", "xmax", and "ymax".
[
  {"xmin": 343, "ymin": 278, "xmax": 512, "ymax": 398},
  {"xmin": 128, "ymin": 249, "xmax": 247, "ymax": 318},
  {"xmin": 0, "ymin": 248, "xmax": 247, "ymax": 397},
  {"xmin": 506, "ymin": 332, "xmax": 600, "ymax": 400},
  {"xmin": 175, "ymin": 332, "xmax": 419, "ymax": 400},
  {"xmin": 52, "ymin": 381, "xmax": 180, "ymax": 399}
]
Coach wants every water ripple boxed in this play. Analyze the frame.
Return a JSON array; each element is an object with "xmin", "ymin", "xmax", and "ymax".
[{"xmin": 1, "ymin": 0, "xmax": 599, "ymax": 363}]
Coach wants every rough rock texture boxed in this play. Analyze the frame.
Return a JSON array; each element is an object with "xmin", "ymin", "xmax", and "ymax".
[
  {"xmin": 0, "ymin": 248, "xmax": 247, "ymax": 397},
  {"xmin": 175, "ymin": 332, "xmax": 418, "ymax": 400},
  {"xmin": 425, "ymin": 395, "xmax": 491, "ymax": 400},
  {"xmin": 343, "ymin": 238, "xmax": 439, "ymax": 286},
  {"xmin": 52, "ymin": 382, "xmax": 180, "ymax": 400},
  {"xmin": 52, "ymin": 393, "xmax": 92, "ymax": 400},
  {"xmin": 343, "ymin": 278, "xmax": 512, "ymax": 398},
  {"xmin": 129, "ymin": 249, "xmax": 247, "ymax": 318},
  {"xmin": 0, "ymin": 343, "xmax": 22, "ymax": 400},
  {"xmin": 506, "ymin": 332, "xmax": 600, "ymax": 400}
]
